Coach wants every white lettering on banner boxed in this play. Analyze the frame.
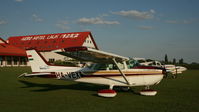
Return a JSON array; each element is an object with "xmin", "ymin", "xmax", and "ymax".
[
  {"xmin": 47, "ymin": 35, "xmax": 59, "ymax": 39},
  {"xmin": 21, "ymin": 37, "xmax": 32, "ymax": 41},
  {"xmin": 32, "ymin": 36, "xmax": 45, "ymax": 40},
  {"xmin": 20, "ymin": 33, "xmax": 80, "ymax": 41},
  {"xmin": 61, "ymin": 33, "xmax": 80, "ymax": 38}
]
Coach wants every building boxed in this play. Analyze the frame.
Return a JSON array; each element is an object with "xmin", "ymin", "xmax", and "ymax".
[
  {"xmin": 7, "ymin": 32, "xmax": 98, "ymax": 63},
  {"xmin": 0, "ymin": 38, "xmax": 28, "ymax": 67}
]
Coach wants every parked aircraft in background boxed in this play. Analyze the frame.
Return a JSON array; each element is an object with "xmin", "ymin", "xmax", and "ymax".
[
  {"xmin": 133, "ymin": 58, "xmax": 187, "ymax": 78},
  {"xmin": 19, "ymin": 47, "xmax": 166, "ymax": 97}
]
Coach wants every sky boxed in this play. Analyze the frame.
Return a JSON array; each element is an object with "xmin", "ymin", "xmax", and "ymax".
[{"xmin": 0, "ymin": 0, "xmax": 199, "ymax": 63}]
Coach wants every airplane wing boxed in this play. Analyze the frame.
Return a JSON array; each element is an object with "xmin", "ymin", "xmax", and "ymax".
[
  {"xmin": 55, "ymin": 46, "xmax": 130, "ymax": 85},
  {"xmin": 55, "ymin": 46, "xmax": 129, "ymax": 63}
]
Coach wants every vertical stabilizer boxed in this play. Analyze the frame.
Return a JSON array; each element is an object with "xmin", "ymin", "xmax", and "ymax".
[{"xmin": 26, "ymin": 50, "xmax": 49, "ymax": 72}]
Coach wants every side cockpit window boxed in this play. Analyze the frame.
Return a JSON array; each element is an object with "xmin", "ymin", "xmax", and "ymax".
[
  {"xmin": 93, "ymin": 63, "xmax": 108, "ymax": 70},
  {"xmin": 91, "ymin": 63, "xmax": 124, "ymax": 70}
]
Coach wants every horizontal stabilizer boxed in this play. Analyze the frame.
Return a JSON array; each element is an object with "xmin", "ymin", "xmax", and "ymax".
[{"xmin": 18, "ymin": 72, "xmax": 56, "ymax": 78}]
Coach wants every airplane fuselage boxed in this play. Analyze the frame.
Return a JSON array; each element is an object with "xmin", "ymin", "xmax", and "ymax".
[{"xmin": 45, "ymin": 68, "xmax": 164, "ymax": 88}]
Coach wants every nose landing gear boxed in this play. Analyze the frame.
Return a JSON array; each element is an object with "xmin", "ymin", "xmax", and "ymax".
[{"xmin": 140, "ymin": 86, "xmax": 157, "ymax": 96}]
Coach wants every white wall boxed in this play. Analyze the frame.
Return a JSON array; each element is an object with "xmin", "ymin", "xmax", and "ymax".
[{"xmin": 82, "ymin": 35, "xmax": 96, "ymax": 49}]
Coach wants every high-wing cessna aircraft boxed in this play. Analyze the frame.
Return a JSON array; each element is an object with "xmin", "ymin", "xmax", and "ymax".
[
  {"xmin": 134, "ymin": 58, "xmax": 187, "ymax": 78},
  {"xmin": 19, "ymin": 47, "xmax": 165, "ymax": 97}
]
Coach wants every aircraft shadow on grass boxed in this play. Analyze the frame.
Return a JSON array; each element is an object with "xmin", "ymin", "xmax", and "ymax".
[
  {"xmin": 18, "ymin": 80, "xmax": 105, "ymax": 92},
  {"xmin": 18, "ymin": 80, "xmax": 136, "ymax": 94}
]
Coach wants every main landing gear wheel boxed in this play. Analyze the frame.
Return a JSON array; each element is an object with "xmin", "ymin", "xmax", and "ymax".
[
  {"xmin": 97, "ymin": 85, "xmax": 117, "ymax": 98},
  {"xmin": 140, "ymin": 86, "xmax": 157, "ymax": 96},
  {"xmin": 97, "ymin": 89, "xmax": 117, "ymax": 98}
]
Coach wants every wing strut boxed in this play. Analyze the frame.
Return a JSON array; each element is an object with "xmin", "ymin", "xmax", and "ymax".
[{"xmin": 112, "ymin": 58, "xmax": 130, "ymax": 85}]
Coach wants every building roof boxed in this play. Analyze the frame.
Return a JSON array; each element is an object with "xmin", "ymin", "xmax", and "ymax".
[
  {"xmin": 8, "ymin": 32, "xmax": 98, "ymax": 51},
  {"xmin": 0, "ymin": 38, "xmax": 26, "ymax": 56}
]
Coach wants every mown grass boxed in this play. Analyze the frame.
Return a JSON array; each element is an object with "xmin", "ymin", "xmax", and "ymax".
[{"xmin": 0, "ymin": 67, "xmax": 199, "ymax": 112}]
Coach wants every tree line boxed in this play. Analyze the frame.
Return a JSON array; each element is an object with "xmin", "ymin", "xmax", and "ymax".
[{"xmin": 163, "ymin": 54, "xmax": 199, "ymax": 70}]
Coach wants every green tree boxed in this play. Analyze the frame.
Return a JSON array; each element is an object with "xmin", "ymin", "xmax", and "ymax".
[
  {"xmin": 173, "ymin": 58, "xmax": 176, "ymax": 64},
  {"xmin": 179, "ymin": 58, "xmax": 184, "ymax": 64},
  {"xmin": 165, "ymin": 54, "xmax": 168, "ymax": 64}
]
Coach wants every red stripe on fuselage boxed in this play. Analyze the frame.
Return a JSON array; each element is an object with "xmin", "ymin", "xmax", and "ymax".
[
  {"xmin": 31, "ymin": 72, "xmax": 163, "ymax": 79},
  {"xmin": 81, "ymin": 73, "xmax": 163, "ymax": 78}
]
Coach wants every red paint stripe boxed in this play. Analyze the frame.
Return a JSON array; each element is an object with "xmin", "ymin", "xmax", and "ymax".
[
  {"xmin": 27, "ymin": 55, "xmax": 32, "ymax": 57},
  {"xmin": 82, "ymin": 73, "xmax": 163, "ymax": 78},
  {"xmin": 41, "ymin": 73, "xmax": 162, "ymax": 79},
  {"xmin": 98, "ymin": 89, "xmax": 116, "ymax": 93},
  {"xmin": 0, "ymin": 53, "xmax": 27, "ymax": 56},
  {"xmin": 30, "ymin": 72, "xmax": 163, "ymax": 79}
]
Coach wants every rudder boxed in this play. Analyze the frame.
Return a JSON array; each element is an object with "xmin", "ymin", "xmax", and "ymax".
[{"xmin": 26, "ymin": 50, "xmax": 49, "ymax": 72}]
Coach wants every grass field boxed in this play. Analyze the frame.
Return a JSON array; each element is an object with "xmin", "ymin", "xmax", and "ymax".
[{"xmin": 0, "ymin": 67, "xmax": 199, "ymax": 112}]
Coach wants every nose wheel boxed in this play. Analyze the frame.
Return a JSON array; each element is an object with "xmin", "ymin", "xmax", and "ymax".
[{"xmin": 140, "ymin": 86, "xmax": 157, "ymax": 96}]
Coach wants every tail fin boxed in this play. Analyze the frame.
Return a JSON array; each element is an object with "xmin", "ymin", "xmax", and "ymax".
[{"xmin": 26, "ymin": 50, "xmax": 49, "ymax": 72}]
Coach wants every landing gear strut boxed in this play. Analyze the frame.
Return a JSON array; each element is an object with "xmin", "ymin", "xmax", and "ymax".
[
  {"xmin": 109, "ymin": 85, "xmax": 114, "ymax": 90},
  {"xmin": 172, "ymin": 68, "xmax": 178, "ymax": 79}
]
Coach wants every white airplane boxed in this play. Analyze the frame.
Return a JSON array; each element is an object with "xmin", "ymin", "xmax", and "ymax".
[
  {"xmin": 134, "ymin": 58, "xmax": 187, "ymax": 76},
  {"xmin": 19, "ymin": 47, "xmax": 166, "ymax": 97}
]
